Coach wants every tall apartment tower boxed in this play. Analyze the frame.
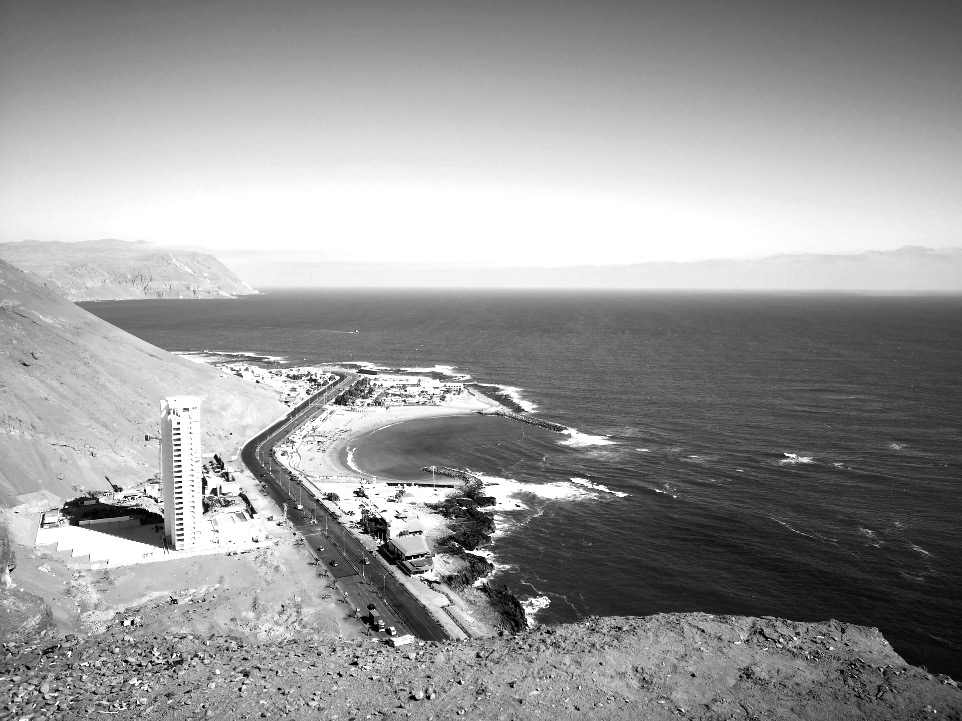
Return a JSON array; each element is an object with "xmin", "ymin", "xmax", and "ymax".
[{"xmin": 160, "ymin": 396, "xmax": 203, "ymax": 550}]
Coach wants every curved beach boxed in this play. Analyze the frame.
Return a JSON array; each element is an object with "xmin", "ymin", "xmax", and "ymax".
[{"xmin": 288, "ymin": 389, "xmax": 501, "ymax": 480}]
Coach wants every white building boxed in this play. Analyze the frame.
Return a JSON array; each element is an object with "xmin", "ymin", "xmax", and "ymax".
[{"xmin": 160, "ymin": 396, "xmax": 203, "ymax": 550}]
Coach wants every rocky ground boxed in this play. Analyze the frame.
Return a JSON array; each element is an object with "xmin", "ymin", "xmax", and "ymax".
[{"xmin": 2, "ymin": 613, "xmax": 958, "ymax": 720}]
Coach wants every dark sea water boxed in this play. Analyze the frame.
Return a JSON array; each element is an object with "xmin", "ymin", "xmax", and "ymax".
[{"xmin": 81, "ymin": 290, "xmax": 962, "ymax": 678}]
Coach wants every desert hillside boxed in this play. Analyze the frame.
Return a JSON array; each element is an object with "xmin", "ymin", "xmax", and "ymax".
[
  {"xmin": 0, "ymin": 258, "xmax": 285, "ymax": 507},
  {"xmin": 0, "ymin": 239, "xmax": 255, "ymax": 301}
]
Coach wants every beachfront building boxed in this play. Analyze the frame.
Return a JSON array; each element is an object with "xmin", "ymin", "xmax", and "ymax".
[
  {"xmin": 364, "ymin": 512, "xmax": 398, "ymax": 543},
  {"xmin": 385, "ymin": 535, "xmax": 434, "ymax": 575},
  {"xmin": 160, "ymin": 396, "xmax": 204, "ymax": 550}
]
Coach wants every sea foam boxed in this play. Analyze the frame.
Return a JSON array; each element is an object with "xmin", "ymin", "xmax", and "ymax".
[
  {"xmin": 399, "ymin": 364, "xmax": 472, "ymax": 381},
  {"xmin": 490, "ymin": 384, "xmax": 538, "ymax": 412},
  {"xmin": 345, "ymin": 448, "xmax": 364, "ymax": 475},
  {"xmin": 521, "ymin": 595, "xmax": 551, "ymax": 626},
  {"xmin": 559, "ymin": 428, "xmax": 616, "ymax": 447},
  {"xmin": 478, "ymin": 475, "xmax": 590, "ymax": 502},
  {"xmin": 779, "ymin": 452, "xmax": 814, "ymax": 465},
  {"xmin": 569, "ymin": 477, "xmax": 629, "ymax": 497}
]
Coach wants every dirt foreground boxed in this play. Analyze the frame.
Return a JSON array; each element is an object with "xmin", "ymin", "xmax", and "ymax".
[
  {"xmin": 2, "ymin": 612, "xmax": 959, "ymax": 720},
  {"xmin": 0, "ymin": 503, "xmax": 366, "ymax": 653}
]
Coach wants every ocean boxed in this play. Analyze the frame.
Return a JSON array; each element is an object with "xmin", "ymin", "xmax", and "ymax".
[{"xmin": 81, "ymin": 289, "xmax": 962, "ymax": 678}]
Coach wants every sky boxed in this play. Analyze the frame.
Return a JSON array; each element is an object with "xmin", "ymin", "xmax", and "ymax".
[{"xmin": 1, "ymin": 0, "xmax": 960, "ymax": 269}]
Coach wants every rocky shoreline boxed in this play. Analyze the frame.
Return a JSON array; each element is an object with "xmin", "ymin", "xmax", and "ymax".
[{"xmin": 428, "ymin": 478, "xmax": 529, "ymax": 634}]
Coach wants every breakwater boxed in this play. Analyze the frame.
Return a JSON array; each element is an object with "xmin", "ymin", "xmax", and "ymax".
[
  {"xmin": 422, "ymin": 465, "xmax": 483, "ymax": 483},
  {"xmin": 486, "ymin": 409, "xmax": 567, "ymax": 433},
  {"xmin": 466, "ymin": 383, "xmax": 528, "ymax": 413}
]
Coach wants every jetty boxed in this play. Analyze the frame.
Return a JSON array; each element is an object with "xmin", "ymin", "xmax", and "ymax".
[
  {"xmin": 485, "ymin": 409, "xmax": 567, "ymax": 433},
  {"xmin": 422, "ymin": 465, "xmax": 483, "ymax": 483}
]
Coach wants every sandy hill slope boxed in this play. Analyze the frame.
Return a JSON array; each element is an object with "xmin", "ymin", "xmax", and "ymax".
[
  {"xmin": 0, "ymin": 259, "xmax": 285, "ymax": 507},
  {"xmin": 0, "ymin": 239, "xmax": 255, "ymax": 300}
]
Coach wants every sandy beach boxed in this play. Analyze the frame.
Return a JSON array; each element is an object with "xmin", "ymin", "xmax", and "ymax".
[{"xmin": 286, "ymin": 389, "xmax": 500, "ymax": 479}]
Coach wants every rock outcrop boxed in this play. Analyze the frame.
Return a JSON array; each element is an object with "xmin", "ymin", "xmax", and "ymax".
[
  {"xmin": 0, "ymin": 258, "xmax": 285, "ymax": 508},
  {"xmin": 0, "ymin": 239, "xmax": 255, "ymax": 300}
]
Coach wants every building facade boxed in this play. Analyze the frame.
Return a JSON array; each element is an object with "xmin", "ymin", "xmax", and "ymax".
[{"xmin": 160, "ymin": 396, "xmax": 203, "ymax": 550}]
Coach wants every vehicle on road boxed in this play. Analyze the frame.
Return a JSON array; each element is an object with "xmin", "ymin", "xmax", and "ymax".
[
  {"xmin": 330, "ymin": 559, "xmax": 338, "ymax": 567},
  {"xmin": 360, "ymin": 557, "xmax": 370, "ymax": 565},
  {"xmin": 296, "ymin": 504, "xmax": 304, "ymax": 510},
  {"xmin": 369, "ymin": 609, "xmax": 385, "ymax": 630},
  {"xmin": 259, "ymin": 473, "xmax": 266, "ymax": 478}
]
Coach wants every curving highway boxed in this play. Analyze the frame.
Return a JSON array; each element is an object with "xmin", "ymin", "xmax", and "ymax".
[{"xmin": 239, "ymin": 373, "xmax": 449, "ymax": 642}]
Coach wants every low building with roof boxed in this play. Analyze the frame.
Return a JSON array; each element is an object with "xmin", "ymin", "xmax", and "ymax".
[{"xmin": 385, "ymin": 534, "xmax": 434, "ymax": 575}]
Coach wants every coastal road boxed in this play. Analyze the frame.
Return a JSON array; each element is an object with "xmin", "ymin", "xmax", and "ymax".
[{"xmin": 239, "ymin": 373, "xmax": 450, "ymax": 643}]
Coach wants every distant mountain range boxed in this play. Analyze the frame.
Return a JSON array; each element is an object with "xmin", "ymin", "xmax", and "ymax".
[
  {"xmin": 0, "ymin": 239, "xmax": 256, "ymax": 301},
  {"xmin": 225, "ymin": 245, "xmax": 962, "ymax": 291},
  {"xmin": 4, "ymin": 240, "xmax": 959, "ymax": 292}
]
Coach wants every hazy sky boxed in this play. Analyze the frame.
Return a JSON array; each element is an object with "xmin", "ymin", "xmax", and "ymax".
[{"xmin": 2, "ymin": 0, "xmax": 960, "ymax": 266}]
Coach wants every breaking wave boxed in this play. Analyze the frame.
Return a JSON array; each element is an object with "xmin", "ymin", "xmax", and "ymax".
[
  {"xmin": 569, "ymin": 477, "xmax": 629, "ymax": 498},
  {"xmin": 559, "ymin": 429, "xmax": 616, "ymax": 447},
  {"xmin": 521, "ymin": 595, "xmax": 551, "ymax": 626},
  {"xmin": 399, "ymin": 364, "xmax": 472, "ymax": 381}
]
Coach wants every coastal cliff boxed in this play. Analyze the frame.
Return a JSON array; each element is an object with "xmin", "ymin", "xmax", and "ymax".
[{"xmin": 0, "ymin": 239, "xmax": 255, "ymax": 301}]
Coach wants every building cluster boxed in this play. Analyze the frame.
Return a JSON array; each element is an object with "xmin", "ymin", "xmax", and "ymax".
[
  {"xmin": 361, "ymin": 505, "xmax": 434, "ymax": 575},
  {"xmin": 359, "ymin": 374, "xmax": 465, "ymax": 408},
  {"xmin": 227, "ymin": 365, "xmax": 334, "ymax": 406}
]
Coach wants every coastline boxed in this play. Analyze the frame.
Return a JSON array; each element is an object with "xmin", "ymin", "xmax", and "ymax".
[
  {"xmin": 287, "ymin": 389, "xmax": 502, "ymax": 479},
  {"xmin": 272, "ymin": 386, "xmax": 529, "ymax": 635},
  {"xmin": 181, "ymin": 354, "xmax": 590, "ymax": 634}
]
